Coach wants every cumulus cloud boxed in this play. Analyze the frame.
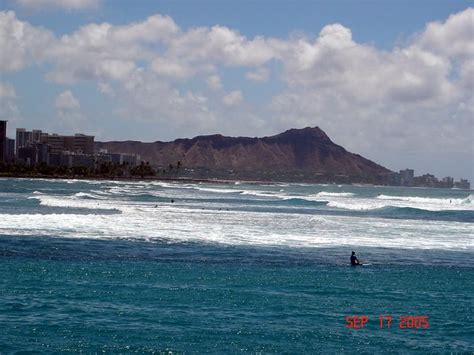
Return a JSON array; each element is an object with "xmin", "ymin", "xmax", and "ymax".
[
  {"xmin": 98, "ymin": 82, "xmax": 115, "ymax": 97},
  {"xmin": 151, "ymin": 57, "xmax": 193, "ymax": 79},
  {"xmin": 33, "ymin": 14, "xmax": 178, "ymax": 83},
  {"xmin": 113, "ymin": 13, "xmax": 179, "ymax": 43},
  {"xmin": 223, "ymin": 90, "xmax": 243, "ymax": 106},
  {"xmin": 416, "ymin": 8, "xmax": 474, "ymax": 59},
  {"xmin": 245, "ymin": 67, "xmax": 270, "ymax": 82},
  {"xmin": 0, "ymin": 11, "xmax": 54, "ymax": 72},
  {"xmin": 15, "ymin": 0, "xmax": 100, "ymax": 11},
  {"xmin": 1, "ymin": 7, "xmax": 473, "ymax": 178},
  {"xmin": 270, "ymin": 14, "xmax": 469, "ymax": 121},
  {"xmin": 0, "ymin": 10, "xmax": 274, "ymax": 82},
  {"xmin": 166, "ymin": 25, "xmax": 277, "ymax": 67},
  {"xmin": 55, "ymin": 90, "xmax": 80, "ymax": 110},
  {"xmin": 116, "ymin": 70, "xmax": 217, "ymax": 138},
  {"xmin": 207, "ymin": 75, "xmax": 222, "ymax": 90}
]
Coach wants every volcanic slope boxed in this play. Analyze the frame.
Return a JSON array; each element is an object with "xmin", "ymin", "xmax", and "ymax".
[{"xmin": 96, "ymin": 127, "xmax": 390, "ymax": 181}]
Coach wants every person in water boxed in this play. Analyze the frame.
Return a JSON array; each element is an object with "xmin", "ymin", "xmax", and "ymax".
[{"xmin": 350, "ymin": 251, "xmax": 360, "ymax": 266}]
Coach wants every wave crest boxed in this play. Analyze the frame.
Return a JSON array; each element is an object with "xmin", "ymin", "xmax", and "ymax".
[{"xmin": 315, "ymin": 192, "xmax": 355, "ymax": 197}]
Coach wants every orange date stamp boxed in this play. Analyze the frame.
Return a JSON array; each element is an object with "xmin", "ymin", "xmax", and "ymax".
[{"xmin": 345, "ymin": 315, "xmax": 429, "ymax": 329}]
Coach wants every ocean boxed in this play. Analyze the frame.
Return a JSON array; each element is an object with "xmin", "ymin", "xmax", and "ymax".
[{"xmin": 0, "ymin": 178, "xmax": 473, "ymax": 352}]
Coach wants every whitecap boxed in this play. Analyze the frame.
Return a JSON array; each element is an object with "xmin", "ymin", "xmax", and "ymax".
[
  {"xmin": 315, "ymin": 192, "xmax": 355, "ymax": 197},
  {"xmin": 375, "ymin": 194, "xmax": 473, "ymax": 211},
  {"xmin": 28, "ymin": 195, "xmax": 120, "ymax": 211}
]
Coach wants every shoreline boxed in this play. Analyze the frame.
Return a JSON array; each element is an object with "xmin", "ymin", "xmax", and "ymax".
[
  {"xmin": 0, "ymin": 173, "xmax": 277, "ymax": 186},
  {"xmin": 1, "ymin": 173, "xmax": 472, "ymax": 191}
]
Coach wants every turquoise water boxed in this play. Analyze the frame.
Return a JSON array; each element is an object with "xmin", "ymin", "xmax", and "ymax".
[{"xmin": 0, "ymin": 178, "xmax": 473, "ymax": 352}]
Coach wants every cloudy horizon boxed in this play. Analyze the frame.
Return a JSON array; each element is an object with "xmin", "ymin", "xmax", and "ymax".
[{"xmin": 0, "ymin": 0, "xmax": 473, "ymax": 181}]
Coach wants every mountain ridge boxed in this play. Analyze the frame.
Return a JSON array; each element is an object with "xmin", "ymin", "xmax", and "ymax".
[{"xmin": 95, "ymin": 127, "xmax": 391, "ymax": 182}]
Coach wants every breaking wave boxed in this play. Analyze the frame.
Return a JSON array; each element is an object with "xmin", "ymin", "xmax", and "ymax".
[
  {"xmin": 377, "ymin": 194, "xmax": 472, "ymax": 206},
  {"xmin": 314, "ymin": 192, "xmax": 355, "ymax": 197},
  {"xmin": 2, "ymin": 179, "xmax": 472, "ymax": 251},
  {"xmin": 28, "ymin": 195, "xmax": 121, "ymax": 212}
]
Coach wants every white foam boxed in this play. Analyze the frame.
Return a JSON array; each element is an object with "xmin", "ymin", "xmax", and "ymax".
[
  {"xmin": 327, "ymin": 200, "xmax": 386, "ymax": 211},
  {"xmin": 309, "ymin": 193, "xmax": 474, "ymax": 212},
  {"xmin": 194, "ymin": 186, "xmax": 242, "ymax": 194},
  {"xmin": 28, "ymin": 195, "xmax": 120, "ymax": 211},
  {"xmin": 1, "ymin": 206, "xmax": 472, "ymax": 251},
  {"xmin": 74, "ymin": 192, "xmax": 105, "ymax": 199},
  {"xmin": 315, "ymin": 192, "xmax": 355, "ymax": 197},
  {"xmin": 150, "ymin": 181, "xmax": 244, "ymax": 195},
  {"xmin": 240, "ymin": 190, "xmax": 286, "ymax": 199},
  {"xmin": 3, "ymin": 181, "xmax": 473, "ymax": 251},
  {"xmin": 150, "ymin": 181, "xmax": 181, "ymax": 189},
  {"xmin": 373, "ymin": 194, "xmax": 474, "ymax": 211}
]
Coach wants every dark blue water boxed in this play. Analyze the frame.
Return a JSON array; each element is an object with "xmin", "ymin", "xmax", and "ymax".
[
  {"xmin": 1, "ymin": 236, "xmax": 473, "ymax": 352},
  {"xmin": 0, "ymin": 178, "xmax": 473, "ymax": 352}
]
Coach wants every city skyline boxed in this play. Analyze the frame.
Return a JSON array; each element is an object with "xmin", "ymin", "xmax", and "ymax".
[
  {"xmin": 0, "ymin": 1, "xmax": 473, "ymax": 181},
  {"xmin": 1, "ymin": 119, "xmax": 471, "ymax": 188}
]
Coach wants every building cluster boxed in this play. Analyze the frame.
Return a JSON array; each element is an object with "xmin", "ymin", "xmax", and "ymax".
[
  {"xmin": 1, "ymin": 120, "xmax": 472, "ymax": 188},
  {"xmin": 385, "ymin": 169, "xmax": 470, "ymax": 189},
  {"xmin": 0, "ymin": 120, "xmax": 140, "ymax": 170}
]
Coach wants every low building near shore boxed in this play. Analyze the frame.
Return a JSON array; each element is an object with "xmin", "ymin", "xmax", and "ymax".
[
  {"xmin": 96, "ymin": 149, "xmax": 140, "ymax": 166},
  {"xmin": 414, "ymin": 174, "xmax": 438, "ymax": 188},
  {"xmin": 441, "ymin": 176, "xmax": 454, "ymax": 188},
  {"xmin": 454, "ymin": 179, "xmax": 471, "ymax": 189}
]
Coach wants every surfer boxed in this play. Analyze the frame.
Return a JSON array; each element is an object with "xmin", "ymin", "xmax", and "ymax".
[{"xmin": 350, "ymin": 251, "xmax": 361, "ymax": 266}]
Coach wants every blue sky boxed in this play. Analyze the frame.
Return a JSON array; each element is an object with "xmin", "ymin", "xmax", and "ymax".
[
  {"xmin": 10, "ymin": 0, "xmax": 471, "ymax": 41},
  {"xmin": 1, "ymin": 0, "xmax": 473, "ymax": 181}
]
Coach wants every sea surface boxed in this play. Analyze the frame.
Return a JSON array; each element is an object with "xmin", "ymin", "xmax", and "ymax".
[{"xmin": 0, "ymin": 178, "xmax": 473, "ymax": 352}]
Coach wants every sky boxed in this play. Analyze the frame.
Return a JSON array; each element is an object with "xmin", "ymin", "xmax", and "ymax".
[{"xmin": 0, "ymin": 0, "xmax": 473, "ymax": 181}]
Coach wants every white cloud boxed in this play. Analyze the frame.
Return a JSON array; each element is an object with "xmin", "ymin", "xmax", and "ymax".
[
  {"xmin": 35, "ymin": 14, "xmax": 178, "ymax": 83},
  {"xmin": 318, "ymin": 23, "xmax": 354, "ymax": 49},
  {"xmin": 113, "ymin": 14, "xmax": 179, "ymax": 43},
  {"xmin": 116, "ymin": 70, "xmax": 217, "ymax": 138},
  {"xmin": 151, "ymin": 57, "xmax": 193, "ymax": 79},
  {"xmin": 44, "ymin": 22, "xmax": 141, "ymax": 83},
  {"xmin": 223, "ymin": 90, "xmax": 243, "ymax": 106},
  {"xmin": 0, "ymin": 10, "xmax": 275, "ymax": 82},
  {"xmin": 0, "ymin": 11, "xmax": 54, "ymax": 72},
  {"xmin": 1, "ymin": 7, "xmax": 473, "ymax": 178},
  {"xmin": 55, "ymin": 90, "xmax": 80, "ymax": 110},
  {"xmin": 245, "ymin": 67, "xmax": 270, "ymax": 82},
  {"xmin": 98, "ymin": 82, "xmax": 114, "ymax": 97},
  {"xmin": 15, "ymin": 0, "xmax": 100, "ymax": 11},
  {"xmin": 167, "ymin": 25, "xmax": 278, "ymax": 67},
  {"xmin": 416, "ymin": 8, "xmax": 474, "ymax": 60},
  {"xmin": 207, "ymin": 75, "xmax": 222, "ymax": 90}
]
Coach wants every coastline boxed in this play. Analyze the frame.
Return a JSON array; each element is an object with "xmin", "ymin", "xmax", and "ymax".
[
  {"xmin": 0, "ymin": 172, "xmax": 276, "ymax": 186},
  {"xmin": 2, "ymin": 173, "xmax": 473, "ymax": 191}
]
